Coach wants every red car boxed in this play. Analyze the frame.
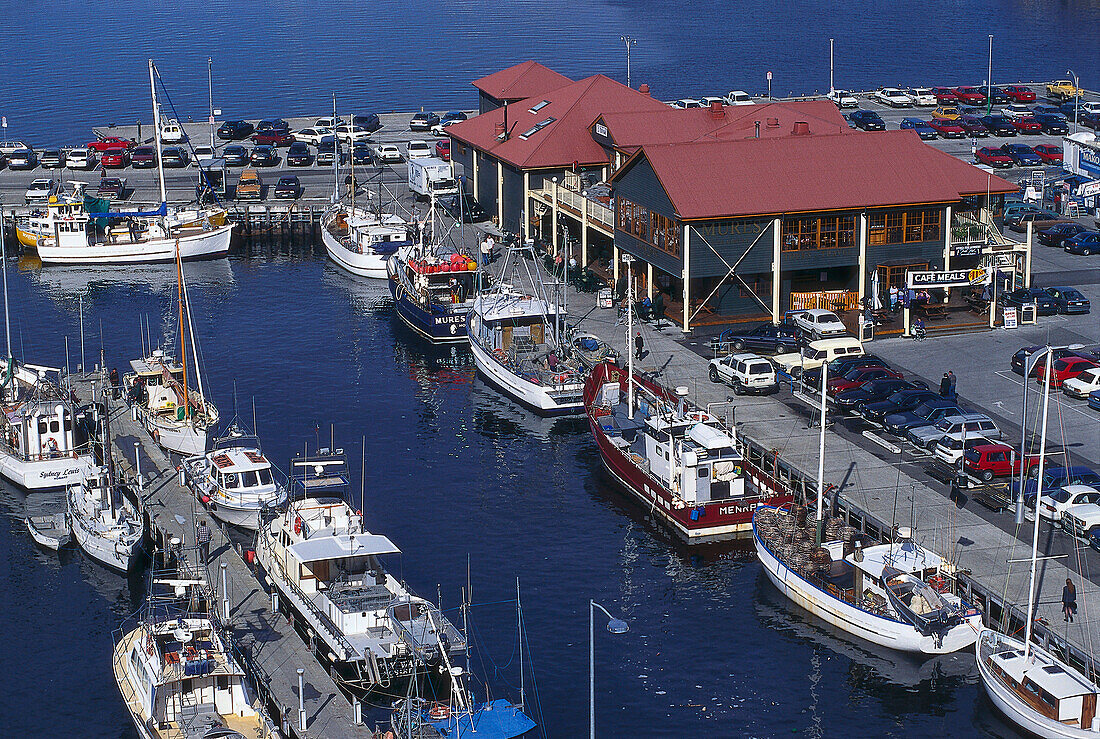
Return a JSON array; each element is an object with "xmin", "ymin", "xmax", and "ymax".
[
  {"xmin": 928, "ymin": 118, "xmax": 966, "ymax": 137},
  {"xmin": 827, "ymin": 367, "xmax": 902, "ymax": 395},
  {"xmin": 1002, "ymin": 85, "xmax": 1036, "ymax": 103},
  {"xmin": 975, "ymin": 147, "xmax": 1013, "ymax": 167},
  {"xmin": 434, "ymin": 139, "xmax": 450, "ymax": 161},
  {"xmin": 964, "ymin": 442, "xmax": 1042, "ymax": 482},
  {"xmin": 1033, "ymin": 144, "xmax": 1063, "ymax": 164},
  {"xmin": 955, "ymin": 86, "xmax": 987, "ymax": 104},
  {"xmin": 100, "ymin": 150, "xmax": 130, "ymax": 168},
  {"xmin": 87, "ymin": 136, "xmax": 134, "ymax": 153},
  {"xmin": 251, "ymin": 130, "xmax": 295, "ymax": 146},
  {"xmin": 1037, "ymin": 357, "xmax": 1098, "ymax": 389},
  {"xmin": 932, "ymin": 87, "xmax": 959, "ymax": 104},
  {"xmin": 1010, "ymin": 116, "xmax": 1042, "ymax": 133}
]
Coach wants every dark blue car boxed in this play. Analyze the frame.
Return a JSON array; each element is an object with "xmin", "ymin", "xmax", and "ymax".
[
  {"xmin": 711, "ymin": 324, "xmax": 802, "ymax": 354},
  {"xmin": 900, "ymin": 118, "xmax": 937, "ymax": 139},
  {"xmin": 883, "ymin": 399, "xmax": 966, "ymax": 436},
  {"xmin": 1065, "ymin": 232, "xmax": 1100, "ymax": 256},
  {"xmin": 1034, "ymin": 113, "xmax": 1069, "ymax": 134},
  {"xmin": 861, "ymin": 388, "xmax": 941, "ymax": 422},
  {"xmin": 1015, "ymin": 466, "xmax": 1100, "ymax": 503},
  {"xmin": 1089, "ymin": 389, "xmax": 1100, "ymax": 412},
  {"xmin": 999, "ymin": 144, "xmax": 1043, "ymax": 166},
  {"xmin": 980, "ymin": 115, "xmax": 1018, "ymax": 136},
  {"xmin": 1038, "ymin": 222, "xmax": 1087, "ymax": 247},
  {"xmin": 834, "ymin": 377, "xmax": 916, "ymax": 410},
  {"xmin": 1043, "ymin": 286, "xmax": 1090, "ymax": 315},
  {"xmin": 848, "ymin": 110, "xmax": 886, "ymax": 131}
]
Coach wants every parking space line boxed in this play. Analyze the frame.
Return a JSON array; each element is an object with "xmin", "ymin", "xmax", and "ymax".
[{"xmin": 993, "ymin": 370, "xmax": 1098, "ymax": 422}]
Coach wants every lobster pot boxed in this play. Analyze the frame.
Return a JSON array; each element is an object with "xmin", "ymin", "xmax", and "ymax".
[
  {"xmin": 839, "ymin": 525, "xmax": 858, "ymax": 544},
  {"xmin": 810, "ymin": 546, "xmax": 832, "ymax": 576},
  {"xmin": 755, "ymin": 508, "xmax": 777, "ymax": 531},
  {"xmin": 793, "ymin": 505, "xmax": 808, "ymax": 528},
  {"xmin": 825, "ymin": 517, "xmax": 844, "ymax": 542}
]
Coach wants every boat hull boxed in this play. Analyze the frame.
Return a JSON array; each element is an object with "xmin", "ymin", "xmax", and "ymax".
[
  {"xmin": 753, "ymin": 507, "xmax": 980, "ymax": 654},
  {"xmin": 26, "ymin": 513, "xmax": 70, "ymax": 550},
  {"xmin": 37, "ymin": 223, "xmax": 232, "ymax": 265},
  {"xmin": 69, "ymin": 506, "xmax": 140, "ymax": 573},
  {"xmin": 207, "ymin": 500, "xmax": 263, "ymax": 531},
  {"xmin": 388, "ymin": 268, "xmax": 469, "ymax": 344},
  {"xmin": 143, "ymin": 413, "xmax": 210, "ymax": 456},
  {"xmin": 468, "ymin": 330, "xmax": 583, "ymax": 416},
  {"xmin": 321, "ymin": 225, "xmax": 390, "ymax": 280},
  {"xmin": 0, "ymin": 451, "xmax": 89, "ymax": 490},
  {"xmin": 15, "ymin": 225, "xmax": 43, "ymax": 248}
]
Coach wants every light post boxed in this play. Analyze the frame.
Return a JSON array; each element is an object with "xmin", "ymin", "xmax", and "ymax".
[
  {"xmin": 620, "ymin": 36, "xmax": 637, "ymax": 89},
  {"xmin": 207, "ymin": 57, "xmax": 215, "ymax": 148},
  {"xmin": 590, "ymin": 600, "xmax": 629, "ymax": 739},
  {"xmin": 986, "ymin": 35, "xmax": 993, "ymax": 116},
  {"xmin": 1067, "ymin": 69, "xmax": 1080, "ymax": 133}
]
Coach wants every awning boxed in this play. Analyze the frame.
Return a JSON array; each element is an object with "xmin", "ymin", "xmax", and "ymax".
[{"xmin": 288, "ymin": 533, "xmax": 400, "ymax": 563}]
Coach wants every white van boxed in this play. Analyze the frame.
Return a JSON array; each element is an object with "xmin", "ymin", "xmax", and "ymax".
[
  {"xmin": 773, "ymin": 337, "xmax": 864, "ymax": 377},
  {"xmin": 161, "ymin": 119, "xmax": 186, "ymax": 143}
]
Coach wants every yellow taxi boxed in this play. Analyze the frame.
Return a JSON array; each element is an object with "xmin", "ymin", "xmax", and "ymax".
[{"xmin": 931, "ymin": 105, "xmax": 961, "ymax": 120}]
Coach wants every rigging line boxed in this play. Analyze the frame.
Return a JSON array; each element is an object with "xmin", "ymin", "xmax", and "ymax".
[{"xmin": 521, "ymin": 619, "xmax": 547, "ymax": 739}]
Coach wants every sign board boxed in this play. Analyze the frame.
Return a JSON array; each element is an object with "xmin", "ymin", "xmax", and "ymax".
[
  {"xmin": 952, "ymin": 243, "xmax": 983, "ymax": 257},
  {"xmin": 767, "ymin": 71, "xmax": 772, "ymax": 81},
  {"xmin": 907, "ymin": 269, "xmax": 989, "ymax": 288},
  {"xmin": 1030, "ymin": 170, "xmax": 1045, "ymax": 188},
  {"xmin": 1003, "ymin": 307, "xmax": 1018, "ymax": 329},
  {"xmin": 1081, "ymin": 180, "xmax": 1100, "ymax": 198},
  {"xmin": 987, "ymin": 252, "xmax": 1017, "ymax": 268},
  {"xmin": 1, "ymin": 116, "xmax": 6, "ymax": 128}
]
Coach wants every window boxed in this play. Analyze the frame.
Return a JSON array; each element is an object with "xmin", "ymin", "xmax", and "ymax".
[
  {"xmin": 617, "ymin": 199, "xmax": 681, "ymax": 258},
  {"xmin": 528, "ymin": 100, "xmax": 550, "ymax": 114},
  {"xmin": 782, "ymin": 215, "xmax": 855, "ymax": 251},
  {"xmin": 259, "ymin": 468, "xmax": 273, "ymax": 485},
  {"xmin": 867, "ymin": 209, "xmax": 942, "ymax": 245}
]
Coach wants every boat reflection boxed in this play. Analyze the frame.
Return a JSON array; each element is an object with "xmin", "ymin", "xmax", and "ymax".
[{"xmin": 22, "ymin": 257, "xmax": 236, "ymax": 299}]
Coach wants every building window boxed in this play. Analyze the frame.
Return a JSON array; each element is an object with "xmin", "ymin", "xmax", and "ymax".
[
  {"xmin": 617, "ymin": 199, "xmax": 680, "ymax": 258},
  {"xmin": 867, "ymin": 209, "xmax": 942, "ymax": 245},
  {"xmin": 782, "ymin": 215, "xmax": 855, "ymax": 251}
]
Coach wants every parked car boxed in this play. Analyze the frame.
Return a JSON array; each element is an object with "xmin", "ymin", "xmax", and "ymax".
[
  {"xmin": 772, "ymin": 337, "xmax": 865, "ymax": 377},
  {"xmin": 726, "ymin": 90, "xmax": 755, "ymax": 106},
  {"xmin": 222, "ymin": 145, "xmax": 250, "ymax": 167},
  {"xmin": 316, "ymin": 137, "xmax": 343, "ymax": 166},
  {"xmin": 87, "ymin": 136, "xmax": 134, "ymax": 153},
  {"xmin": 828, "ymin": 366, "xmax": 902, "ymax": 396},
  {"xmin": 314, "ymin": 117, "xmax": 345, "ymax": 129},
  {"xmin": 352, "ymin": 113, "xmax": 382, "ymax": 132},
  {"xmin": 1064, "ymin": 367, "xmax": 1100, "ymax": 399},
  {"xmin": 1091, "ymin": 390, "xmax": 1100, "ymax": 412},
  {"xmin": 833, "ymin": 377, "xmax": 915, "ymax": 411},
  {"xmin": 160, "ymin": 119, "xmax": 186, "ymax": 144},
  {"xmin": 286, "ymin": 142, "xmax": 312, "ymax": 166},
  {"xmin": 848, "ymin": 110, "xmax": 885, "ymax": 131},
  {"xmin": 250, "ymin": 145, "xmax": 278, "ymax": 166},
  {"xmin": 964, "ymin": 442, "xmax": 1042, "ymax": 482},
  {"xmin": 191, "ymin": 145, "xmax": 216, "ymax": 162},
  {"xmin": 1001, "ymin": 104, "xmax": 1034, "ymax": 120},
  {"xmin": 440, "ymin": 193, "xmax": 488, "ymax": 223},
  {"xmin": 334, "ymin": 125, "xmax": 372, "ymax": 143},
  {"xmin": 954, "ymin": 86, "xmax": 987, "ymax": 104},
  {"xmin": 1062, "ymin": 501, "xmax": 1100, "ymax": 539},
  {"xmin": 1038, "ymin": 356, "xmax": 1098, "ymax": 389},
  {"xmin": 875, "ymin": 87, "xmax": 912, "ymax": 107},
  {"xmin": 434, "ymin": 139, "xmax": 450, "ymax": 161},
  {"xmin": 825, "ymin": 89, "xmax": 858, "ymax": 108},
  {"xmin": 975, "ymin": 147, "xmax": 1013, "ymax": 168},
  {"xmin": 927, "ymin": 118, "xmax": 966, "ymax": 138},
  {"xmin": 1036, "ymin": 485, "xmax": 1100, "ymax": 523},
  {"xmin": 1025, "ymin": 347, "xmax": 1099, "ymax": 378},
  {"xmin": 409, "ymin": 111, "xmax": 440, "ymax": 131},
  {"xmin": 671, "ymin": 99, "xmax": 702, "ymax": 109},
  {"xmin": 899, "ymin": 118, "xmax": 937, "ymax": 139},
  {"xmin": 708, "ymin": 353, "xmax": 778, "ymax": 395},
  {"xmin": 351, "ymin": 142, "xmax": 373, "ymax": 165},
  {"xmin": 99, "ymin": 150, "xmax": 129, "ymax": 168},
  {"xmin": 1009, "ymin": 115, "xmax": 1042, "ymax": 134},
  {"xmin": 1034, "ymin": 114, "xmax": 1069, "ymax": 135},
  {"xmin": 1002, "ymin": 85, "xmax": 1037, "ymax": 103},
  {"xmin": 65, "ymin": 148, "xmax": 96, "ymax": 169},
  {"xmin": 235, "ymin": 168, "xmax": 262, "ymax": 200},
  {"xmin": 131, "ymin": 146, "xmax": 157, "ymax": 168},
  {"xmin": 292, "ymin": 127, "xmax": 332, "ymax": 146},
  {"xmin": 860, "ymin": 388, "xmax": 940, "ymax": 422},
  {"xmin": 272, "ymin": 175, "xmax": 302, "ymax": 199},
  {"xmin": 980, "ymin": 115, "xmax": 1018, "ymax": 136},
  {"xmin": 1082, "ymin": 112, "xmax": 1100, "ymax": 131},
  {"xmin": 909, "ymin": 413, "xmax": 1000, "ymax": 451},
  {"xmin": 956, "ymin": 116, "xmax": 989, "ymax": 137},
  {"xmin": 801, "ymin": 354, "xmax": 889, "ymax": 390},
  {"xmin": 1032, "ymin": 144, "xmax": 1063, "ymax": 164},
  {"xmin": 375, "ymin": 144, "xmax": 402, "ymax": 163},
  {"xmin": 7, "ymin": 148, "xmax": 37, "ymax": 169},
  {"xmin": 1005, "ymin": 208, "xmax": 1068, "ymax": 232},
  {"xmin": 1002, "ymin": 286, "xmax": 1058, "ymax": 315},
  {"xmin": 406, "ymin": 140, "xmax": 432, "ymax": 159},
  {"xmin": 0, "ymin": 140, "xmax": 31, "ymax": 157},
  {"xmin": 1046, "ymin": 80, "xmax": 1080, "ymax": 100},
  {"xmin": 1017, "ymin": 466, "xmax": 1100, "ymax": 504},
  {"xmin": 931, "ymin": 105, "xmax": 962, "ymax": 120},
  {"xmin": 712, "ymin": 324, "xmax": 802, "ymax": 355},
  {"xmin": 1038, "ymin": 222, "xmax": 1087, "ymax": 247},
  {"xmin": 1031, "ymin": 104, "xmax": 1065, "ymax": 117},
  {"xmin": 788, "ymin": 308, "xmax": 846, "ymax": 338},
  {"xmin": 96, "ymin": 177, "xmax": 126, "ymax": 200},
  {"xmin": 883, "ymin": 399, "xmax": 966, "ymax": 437},
  {"xmin": 159, "ymin": 146, "xmax": 189, "ymax": 168},
  {"xmin": 1044, "ymin": 286, "xmax": 1090, "ymax": 315},
  {"xmin": 255, "ymin": 119, "xmax": 290, "ymax": 135},
  {"xmin": 906, "ymin": 88, "xmax": 937, "ymax": 106},
  {"xmin": 38, "ymin": 149, "xmax": 63, "ymax": 168},
  {"xmin": 24, "ymin": 178, "xmax": 58, "ymax": 204},
  {"xmin": 986, "ymin": 86, "xmax": 1011, "ymax": 105},
  {"xmin": 251, "ymin": 130, "xmax": 294, "ymax": 147},
  {"xmin": 934, "ymin": 434, "xmax": 993, "ymax": 466},
  {"xmin": 217, "ymin": 120, "xmax": 255, "ymax": 140},
  {"xmin": 1065, "ymin": 232, "xmax": 1100, "ymax": 255}
]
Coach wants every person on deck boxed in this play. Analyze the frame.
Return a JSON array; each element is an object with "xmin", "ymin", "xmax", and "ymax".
[{"xmin": 634, "ymin": 332, "xmax": 644, "ymax": 359}]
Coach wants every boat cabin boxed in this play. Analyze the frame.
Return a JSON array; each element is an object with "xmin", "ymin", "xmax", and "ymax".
[
  {"xmin": 206, "ymin": 446, "xmax": 276, "ymax": 498},
  {"xmin": 403, "ymin": 253, "xmax": 478, "ymax": 305},
  {"xmin": 333, "ymin": 212, "xmax": 411, "ymax": 255},
  {"xmin": 988, "ymin": 647, "xmax": 1099, "ymax": 728},
  {"xmin": 3, "ymin": 398, "xmax": 82, "ymax": 462}
]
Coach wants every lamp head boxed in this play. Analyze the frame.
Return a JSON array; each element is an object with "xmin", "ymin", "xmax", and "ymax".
[{"xmin": 607, "ymin": 618, "xmax": 629, "ymax": 635}]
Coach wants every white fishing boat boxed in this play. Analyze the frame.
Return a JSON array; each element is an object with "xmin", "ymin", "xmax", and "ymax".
[
  {"xmin": 127, "ymin": 351, "xmax": 218, "ymax": 456},
  {"xmin": 113, "ymin": 614, "xmax": 274, "ymax": 739},
  {"xmin": 255, "ymin": 461, "xmax": 465, "ymax": 698},
  {"xmin": 68, "ymin": 465, "xmax": 144, "ymax": 573},
  {"xmin": 26, "ymin": 512, "xmax": 70, "ymax": 550},
  {"xmin": 467, "ymin": 241, "xmax": 584, "ymax": 416},
  {"xmin": 183, "ymin": 424, "xmax": 286, "ymax": 530},
  {"xmin": 976, "ymin": 347, "xmax": 1100, "ymax": 737},
  {"xmin": 322, "ymin": 205, "xmax": 411, "ymax": 280},
  {"xmin": 753, "ymin": 362, "xmax": 981, "ymax": 654}
]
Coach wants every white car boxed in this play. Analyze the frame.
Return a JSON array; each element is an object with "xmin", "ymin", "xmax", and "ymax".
[
  {"xmin": 826, "ymin": 90, "xmax": 858, "ymax": 108},
  {"xmin": 1064, "ymin": 367, "xmax": 1100, "ymax": 399},
  {"xmin": 314, "ymin": 117, "xmax": 345, "ymax": 129},
  {"xmin": 24, "ymin": 178, "xmax": 58, "ymax": 204},
  {"xmin": 1002, "ymin": 104, "xmax": 1034, "ymax": 119},
  {"xmin": 670, "ymin": 99, "xmax": 702, "ymax": 109},
  {"xmin": 1037, "ymin": 485, "xmax": 1100, "ymax": 523},
  {"xmin": 1081, "ymin": 101, "xmax": 1100, "ymax": 115},
  {"xmin": 406, "ymin": 140, "xmax": 432, "ymax": 159},
  {"xmin": 708, "ymin": 353, "xmax": 777, "ymax": 395},
  {"xmin": 875, "ymin": 87, "xmax": 913, "ymax": 108},
  {"xmin": 160, "ymin": 118, "xmax": 186, "ymax": 143},
  {"xmin": 66, "ymin": 147, "xmax": 97, "ymax": 169},
  {"xmin": 788, "ymin": 309, "xmax": 847, "ymax": 338},
  {"xmin": 725, "ymin": 90, "xmax": 755, "ymax": 106},
  {"xmin": 191, "ymin": 145, "xmax": 216, "ymax": 164},
  {"xmin": 699, "ymin": 96, "xmax": 728, "ymax": 108},
  {"xmin": 375, "ymin": 144, "xmax": 402, "ymax": 163},
  {"xmin": 430, "ymin": 119, "xmax": 458, "ymax": 136},
  {"xmin": 0, "ymin": 140, "xmax": 32, "ymax": 156},
  {"xmin": 334, "ymin": 125, "xmax": 371, "ymax": 142},
  {"xmin": 933, "ymin": 435, "xmax": 991, "ymax": 465},
  {"xmin": 906, "ymin": 88, "xmax": 937, "ymax": 106},
  {"xmin": 293, "ymin": 127, "xmax": 332, "ymax": 145}
]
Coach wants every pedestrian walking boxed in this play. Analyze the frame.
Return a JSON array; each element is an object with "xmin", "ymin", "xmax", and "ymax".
[
  {"xmin": 634, "ymin": 331, "xmax": 644, "ymax": 359},
  {"xmin": 939, "ymin": 373, "xmax": 951, "ymax": 398},
  {"xmin": 484, "ymin": 234, "xmax": 495, "ymax": 263},
  {"xmin": 888, "ymin": 285, "xmax": 898, "ymax": 311},
  {"xmin": 196, "ymin": 519, "xmax": 212, "ymax": 566},
  {"xmin": 1063, "ymin": 579, "xmax": 1078, "ymax": 622},
  {"xmin": 947, "ymin": 370, "xmax": 957, "ymax": 399}
]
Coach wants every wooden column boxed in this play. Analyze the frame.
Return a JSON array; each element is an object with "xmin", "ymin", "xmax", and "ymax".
[
  {"xmin": 942, "ymin": 205, "xmax": 953, "ymax": 299},
  {"xmin": 682, "ymin": 224, "xmax": 691, "ymax": 333},
  {"xmin": 772, "ymin": 217, "xmax": 782, "ymax": 324},
  {"xmin": 1025, "ymin": 221, "xmax": 1034, "ymax": 288},
  {"xmin": 613, "ymin": 243, "xmax": 620, "ymax": 285},
  {"xmin": 647, "ymin": 262, "xmax": 654, "ymax": 300},
  {"xmin": 496, "ymin": 161, "xmax": 504, "ymax": 227},
  {"xmin": 858, "ymin": 212, "xmax": 869, "ymax": 303},
  {"xmin": 551, "ymin": 178, "xmax": 559, "ymax": 256},
  {"xmin": 471, "ymin": 151, "xmax": 479, "ymax": 199},
  {"xmin": 522, "ymin": 172, "xmax": 530, "ymax": 242}
]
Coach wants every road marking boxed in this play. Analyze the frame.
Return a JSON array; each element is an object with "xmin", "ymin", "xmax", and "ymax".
[{"xmin": 994, "ymin": 370, "xmax": 1099, "ymax": 422}]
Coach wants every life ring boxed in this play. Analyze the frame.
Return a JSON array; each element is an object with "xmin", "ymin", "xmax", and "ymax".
[
  {"xmin": 607, "ymin": 369, "xmax": 621, "ymax": 384},
  {"xmin": 293, "ymin": 516, "xmax": 302, "ymax": 535},
  {"xmin": 428, "ymin": 703, "xmax": 450, "ymax": 720},
  {"xmin": 687, "ymin": 411, "xmax": 714, "ymax": 423}
]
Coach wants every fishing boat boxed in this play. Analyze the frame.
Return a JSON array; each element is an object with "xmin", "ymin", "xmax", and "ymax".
[
  {"xmin": 391, "ymin": 687, "xmax": 536, "ymax": 739},
  {"xmin": 753, "ymin": 362, "xmax": 981, "ymax": 654},
  {"xmin": 35, "ymin": 62, "xmax": 231, "ymax": 265},
  {"xmin": 387, "ymin": 195, "xmax": 479, "ymax": 343},
  {"xmin": 255, "ymin": 451, "xmax": 464, "ymax": 698},
  {"xmin": 68, "ymin": 464, "xmax": 144, "ymax": 573},
  {"xmin": 113, "ymin": 614, "xmax": 274, "ymax": 739},
  {"xmin": 322, "ymin": 206, "xmax": 412, "ymax": 279},
  {"xmin": 467, "ymin": 240, "xmax": 584, "ymax": 416},
  {"xmin": 183, "ymin": 423, "xmax": 286, "ymax": 530},
  {"xmin": 976, "ymin": 347, "xmax": 1100, "ymax": 737}
]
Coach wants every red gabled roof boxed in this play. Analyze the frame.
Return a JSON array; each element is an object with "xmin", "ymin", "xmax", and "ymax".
[
  {"xmin": 597, "ymin": 101, "xmax": 850, "ymax": 150},
  {"xmin": 449, "ymin": 74, "xmax": 670, "ymax": 170},
  {"xmin": 617, "ymin": 130, "xmax": 1018, "ymax": 220},
  {"xmin": 471, "ymin": 61, "xmax": 573, "ymax": 102}
]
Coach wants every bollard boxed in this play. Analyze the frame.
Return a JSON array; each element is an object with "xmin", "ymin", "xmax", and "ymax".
[
  {"xmin": 134, "ymin": 443, "xmax": 143, "ymax": 492},
  {"xmin": 131, "ymin": 404, "xmax": 138, "ymax": 422},
  {"xmin": 353, "ymin": 698, "xmax": 362, "ymax": 725},
  {"xmin": 179, "ymin": 466, "xmax": 186, "ymax": 486},
  {"xmin": 271, "ymin": 589, "xmax": 279, "ymax": 614},
  {"xmin": 297, "ymin": 668, "xmax": 307, "ymax": 731},
  {"xmin": 221, "ymin": 563, "xmax": 230, "ymax": 621}
]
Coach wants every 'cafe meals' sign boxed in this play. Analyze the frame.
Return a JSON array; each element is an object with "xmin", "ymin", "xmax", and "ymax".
[{"xmin": 907, "ymin": 269, "xmax": 989, "ymax": 288}]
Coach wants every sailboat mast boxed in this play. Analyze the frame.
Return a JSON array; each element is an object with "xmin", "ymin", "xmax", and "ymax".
[
  {"xmin": 175, "ymin": 247, "xmax": 190, "ymax": 421},
  {"xmin": 148, "ymin": 60, "xmax": 168, "ymax": 206},
  {"xmin": 815, "ymin": 361, "xmax": 828, "ymax": 544},
  {"xmin": 1023, "ymin": 347, "xmax": 1054, "ymax": 659},
  {"xmin": 331, "ymin": 92, "xmax": 340, "ymax": 202},
  {"xmin": 626, "ymin": 254, "xmax": 634, "ymax": 419},
  {"xmin": 0, "ymin": 209, "xmax": 11, "ymax": 361},
  {"xmin": 180, "ymin": 258, "xmax": 206, "ymax": 407},
  {"xmin": 517, "ymin": 577, "xmax": 525, "ymax": 709}
]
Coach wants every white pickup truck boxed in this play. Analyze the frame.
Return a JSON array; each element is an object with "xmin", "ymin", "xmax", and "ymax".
[
  {"xmin": 708, "ymin": 353, "xmax": 777, "ymax": 395},
  {"xmin": 1060, "ymin": 493, "xmax": 1100, "ymax": 538}
]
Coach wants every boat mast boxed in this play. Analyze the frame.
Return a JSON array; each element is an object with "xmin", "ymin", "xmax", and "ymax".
[
  {"xmin": 815, "ymin": 361, "xmax": 828, "ymax": 545},
  {"xmin": 625, "ymin": 254, "xmax": 634, "ymax": 419},
  {"xmin": 175, "ymin": 246, "xmax": 190, "ymax": 422},
  {"xmin": 0, "ymin": 207, "xmax": 11, "ymax": 364},
  {"xmin": 331, "ymin": 92, "xmax": 340, "ymax": 203},
  {"xmin": 148, "ymin": 60, "xmax": 168, "ymax": 207},
  {"xmin": 1023, "ymin": 347, "xmax": 1053, "ymax": 659},
  {"xmin": 179, "ymin": 257, "xmax": 206, "ymax": 411}
]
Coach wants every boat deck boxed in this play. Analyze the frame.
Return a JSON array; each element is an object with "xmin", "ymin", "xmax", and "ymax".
[{"xmin": 72, "ymin": 371, "xmax": 372, "ymax": 738}]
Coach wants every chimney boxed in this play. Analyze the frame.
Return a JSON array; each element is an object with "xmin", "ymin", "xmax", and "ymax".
[
  {"xmin": 754, "ymin": 121, "xmax": 760, "ymax": 138},
  {"xmin": 638, "ymin": 83, "xmax": 650, "ymax": 96},
  {"xmin": 792, "ymin": 121, "xmax": 810, "ymax": 136},
  {"xmin": 709, "ymin": 100, "xmax": 725, "ymax": 119},
  {"xmin": 766, "ymin": 117, "xmax": 780, "ymax": 128},
  {"xmin": 494, "ymin": 121, "xmax": 507, "ymax": 138}
]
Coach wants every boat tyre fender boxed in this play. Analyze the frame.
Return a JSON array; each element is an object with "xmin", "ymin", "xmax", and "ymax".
[
  {"xmin": 151, "ymin": 428, "xmax": 160, "ymax": 444},
  {"xmin": 294, "ymin": 516, "xmax": 302, "ymax": 535},
  {"xmin": 146, "ymin": 633, "xmax": 156, "ymax": 656}
]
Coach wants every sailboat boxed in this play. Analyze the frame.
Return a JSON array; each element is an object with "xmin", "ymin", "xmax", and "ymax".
[
  {"xmin": 387, "ymin": 194, "xmax": 479, "ymax": 343},
  {"xmin": 976, "ymin": 347, "xmax": 1100, "ymax": 737},
  {"xmin": 69, "ymin": 464, "xmax": 144, "ymax": 573},
  {"xmin": 752, "ymin": 360, "xmax": 982, "ymax": 654},
  {"xmin": 321, "ymin": 95, "xmax": 411, "ymax": 279},
  {"xmin": 35, "ymin": 60, "xmax": 232, "ymax": 265},
  {"xmin": 125, "ymin": 249, "xmax": 218, "ymax": 455},
  {"xmin": 467, "ymin": 239, "xmax": 585, "ymax": 415}
]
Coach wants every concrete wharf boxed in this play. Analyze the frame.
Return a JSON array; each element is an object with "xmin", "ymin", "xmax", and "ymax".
[{"xmin": 69, "ymin": 369, "xmax": 372, "ymax": 738}]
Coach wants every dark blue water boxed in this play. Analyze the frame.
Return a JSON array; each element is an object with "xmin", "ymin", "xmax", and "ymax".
[{"xmin": 2, "ymin": 0, "xmax": 1097, "ymax": 146}]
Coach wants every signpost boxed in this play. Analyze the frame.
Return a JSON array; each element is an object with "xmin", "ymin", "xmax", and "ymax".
[
  {"xmin": 906, "ymin": 269, "xmax": 989, "ymax": 289},
  {"xmin": 767, "ymin": 71, "xmax": 773, "ymax": 99},
  {"xmin": 1003, "ymin": 307, "xmax": 1018, "ymax": 329}
]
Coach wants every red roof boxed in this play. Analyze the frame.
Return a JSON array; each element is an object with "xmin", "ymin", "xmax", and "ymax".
[
  {"xmin": 449, "ymin": 74, "xmax": 670, "ymax": 170},
  {"xmin": 617, "ymin": 130, "xmax": 1018, "ymax": 220},
  {"xmin": 471, "ymin": 61, "xmax": 573, "ymax": 102},
  {"xmin": 597, "ymin": 101, "xmax": 850, "ymax": 149}
]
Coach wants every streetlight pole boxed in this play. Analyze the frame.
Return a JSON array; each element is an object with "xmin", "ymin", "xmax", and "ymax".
[
  {"xmin": 207, "ymin": 57, "xmax": 215, "ymax": 148},
  {"xmin": 1068, "ymin": 69, "xmax": 1080, "ymax": 133},
  {"xmin": 986, "ymin": 35, "xmax": 993, "ymax": 116},
  {"xmin": 590, "ymin": 600, "xmax": 629, "ymax": 739},
  {"xmin": 620, "ymin": 36, "xmax": 637, "ymax": 89}
]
